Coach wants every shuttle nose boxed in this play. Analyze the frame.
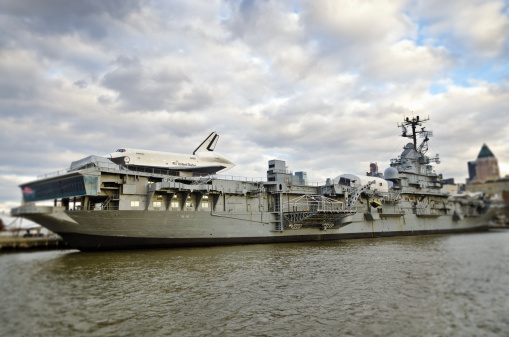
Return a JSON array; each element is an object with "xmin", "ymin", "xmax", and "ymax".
[
  {"xmin": 110, "ymin": 157, "xmax": 124, "ymax": 165},
  {"xmin": 108, "ymin": 153, "xmax": 128, "ymax": 165}
]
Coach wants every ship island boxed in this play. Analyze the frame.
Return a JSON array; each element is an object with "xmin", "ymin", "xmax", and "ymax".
[{"xmin": 11, "ymin": 116, "xmax": 499, "ymax": 251}]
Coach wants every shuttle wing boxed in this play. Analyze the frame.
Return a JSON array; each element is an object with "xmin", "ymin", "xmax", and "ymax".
[
  {"xmin": 172, "ymin": 165, "xmax": 227, "ymax": 174},
  {"xmin": 193, "ymin": 132, "xmax": 219, "ymax": 155}
]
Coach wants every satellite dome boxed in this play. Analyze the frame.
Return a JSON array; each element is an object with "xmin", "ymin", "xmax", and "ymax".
[{"xmin": 384, "ymin": 167, "xmax": 400, "ymax": 180}]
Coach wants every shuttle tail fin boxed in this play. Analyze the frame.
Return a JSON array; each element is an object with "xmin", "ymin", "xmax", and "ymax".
[{"xmin": 193, "ymin": 132, "xmax": 219, "ymax": 155}]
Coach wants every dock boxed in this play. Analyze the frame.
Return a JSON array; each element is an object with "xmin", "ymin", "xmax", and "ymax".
[{"xmin": 0, "ymin": 236, "xmax": 68, "ymax": 251}]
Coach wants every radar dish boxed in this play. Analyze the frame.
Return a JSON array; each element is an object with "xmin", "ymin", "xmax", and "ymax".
[{"xmin": 384, "ymin": 167, "xmax": 400, "ymax": 180}]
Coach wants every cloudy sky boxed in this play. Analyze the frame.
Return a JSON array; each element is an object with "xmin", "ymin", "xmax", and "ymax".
[{"xmin": 1, "ymin": 0, "xmax": 509, "ymax": 213}]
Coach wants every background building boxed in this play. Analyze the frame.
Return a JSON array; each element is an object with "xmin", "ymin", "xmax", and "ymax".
[
  {"xmin": 466, "ymin": 161, "xmax": 477, "ymax": 184},
  {"xmin": 474, "ymin": 144, "xmax": 500, "ymax": 182},
  {"xmin": 465, "ymin": 144, "xmax": 507, "ymax": 199},
  {"xmin": 465, "ymin": 178, "xmax": 509, "ymax": 198}
]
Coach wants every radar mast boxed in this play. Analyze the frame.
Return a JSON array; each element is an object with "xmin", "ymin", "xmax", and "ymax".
[{"xmin": 398, "ymin": 115, "xmax": 431, "ymax": 154}]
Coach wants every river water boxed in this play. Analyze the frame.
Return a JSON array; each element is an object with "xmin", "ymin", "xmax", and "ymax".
[{"xmin": 1, "ymin": 231, "xmax": 508, "ymax": 337}]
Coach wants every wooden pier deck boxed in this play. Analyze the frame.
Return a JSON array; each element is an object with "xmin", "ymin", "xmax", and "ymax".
[{"xmin": 0, "ymin": 236, "xmax": 68, "ymax": 251}]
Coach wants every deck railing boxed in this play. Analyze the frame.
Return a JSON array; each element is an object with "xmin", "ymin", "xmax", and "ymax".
[{"xmin": 37, "ymin": 160, "xmax": 269, "ymax": 183}]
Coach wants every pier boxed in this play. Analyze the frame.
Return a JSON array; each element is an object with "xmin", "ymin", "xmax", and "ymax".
[{"xmin": 0, "ymin": 236, "xmax": 67, "ymax": 251}]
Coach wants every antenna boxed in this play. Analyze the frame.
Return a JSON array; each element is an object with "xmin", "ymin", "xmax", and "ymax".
[
  {"xmin": 397, "ymin": 115, "xmax": 430, "ymax": 151},
  {"xmin": 419, "ymin": 131, "xmax": 433, "ymax": 138}
]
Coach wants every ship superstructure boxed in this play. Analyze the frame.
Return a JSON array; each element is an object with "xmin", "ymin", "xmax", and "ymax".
[{"xmin": 11, "ymin": 117, "xmax": 500, "ymax": 251}]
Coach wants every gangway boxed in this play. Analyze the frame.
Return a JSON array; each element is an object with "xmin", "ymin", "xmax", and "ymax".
[{"xmin": 282, "ymin": 195, "xmax": 356, "ymax": 230}]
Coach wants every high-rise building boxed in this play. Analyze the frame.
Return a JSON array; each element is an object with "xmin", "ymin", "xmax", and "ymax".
[
  {"xmin": 475, "ymin": 144, "xmax": 500, "ymax": 182},
  {"xmin": 466, "ymin": 161, "xmax": 477, "ymax": 184},
  {"xmin": 467, "ymin": 161, "xmax": 477, "ymax": 180}
]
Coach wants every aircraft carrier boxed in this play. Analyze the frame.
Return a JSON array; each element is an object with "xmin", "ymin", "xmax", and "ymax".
[{"xmin": 11, "ymin": 117, "xmax": 500, "ymax": 251}]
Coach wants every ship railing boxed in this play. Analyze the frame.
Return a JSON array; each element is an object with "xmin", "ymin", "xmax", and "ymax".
[
  {"xmin": 306, "ymin": 181, "xmax": 328, "ymax": 186},
  {"xmin": 37, "ymin": 161, "xmax": 333, "ymax": 187},
  {"xmin": 85, "ymin": 204, "xmax": 120, "ymax": 211},
  {"xmin": 37, "ymin": 168, "xmax": 73, "ymax": 179},
  {"xmin": 37, "ymin": 161, "xmax": 122, "ymax": 179},
  {"xmin": 208, "ymin": 174, "xmax": 267, "ymax": 182},
  {"xmin": 281, "ymin": 195, "xmax": 357, "ymax": 229},
  {"xmin": 104, "ymin": 205, "xmax": 120, "ymax": 210},
  {"xmin": 385, "ymin": 190, "xmax": 402, "ymax": 201},
  {"xmin": 38, "ymin": 161, "xmax": 270, "ymax": 183},
  {"xmin": 283, "ymin": 195, "xmax": 351, "ymax": 213},
  {"xmin": 37, "ymin": 157, "xmax": 331, "ymax": 186}
]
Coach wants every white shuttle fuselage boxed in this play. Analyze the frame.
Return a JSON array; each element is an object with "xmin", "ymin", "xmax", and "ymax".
[{"xmin": 108, "ymin": 132, "xmax": 235, "ymax": 174}]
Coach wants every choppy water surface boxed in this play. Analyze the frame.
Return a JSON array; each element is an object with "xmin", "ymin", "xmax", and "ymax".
[{"xmin": 1, "ymin": 231, "xmax": 508, "ymax": 337}]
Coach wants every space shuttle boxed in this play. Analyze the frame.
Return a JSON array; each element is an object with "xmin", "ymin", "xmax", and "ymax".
[{"xmin": 108, "ymin": 132, "xmax": 235, "ymax": 174}]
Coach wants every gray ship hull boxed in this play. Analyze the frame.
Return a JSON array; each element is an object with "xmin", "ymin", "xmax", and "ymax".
[
  {"xmin": 56, "ymin": 226, "xmax": 488, "ymax": 251},
  {"xmin": 15, "ymin": 206, "xmax": 492, "ymax": 251},
  {"xmin": 58, "ymin": 225, "xmax": 489, "ymax": 251}
]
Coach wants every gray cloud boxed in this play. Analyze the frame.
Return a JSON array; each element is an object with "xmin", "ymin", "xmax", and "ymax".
[{"xmin": 0, "ymin": 0, "xmax": 142, "ymax": 38}]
